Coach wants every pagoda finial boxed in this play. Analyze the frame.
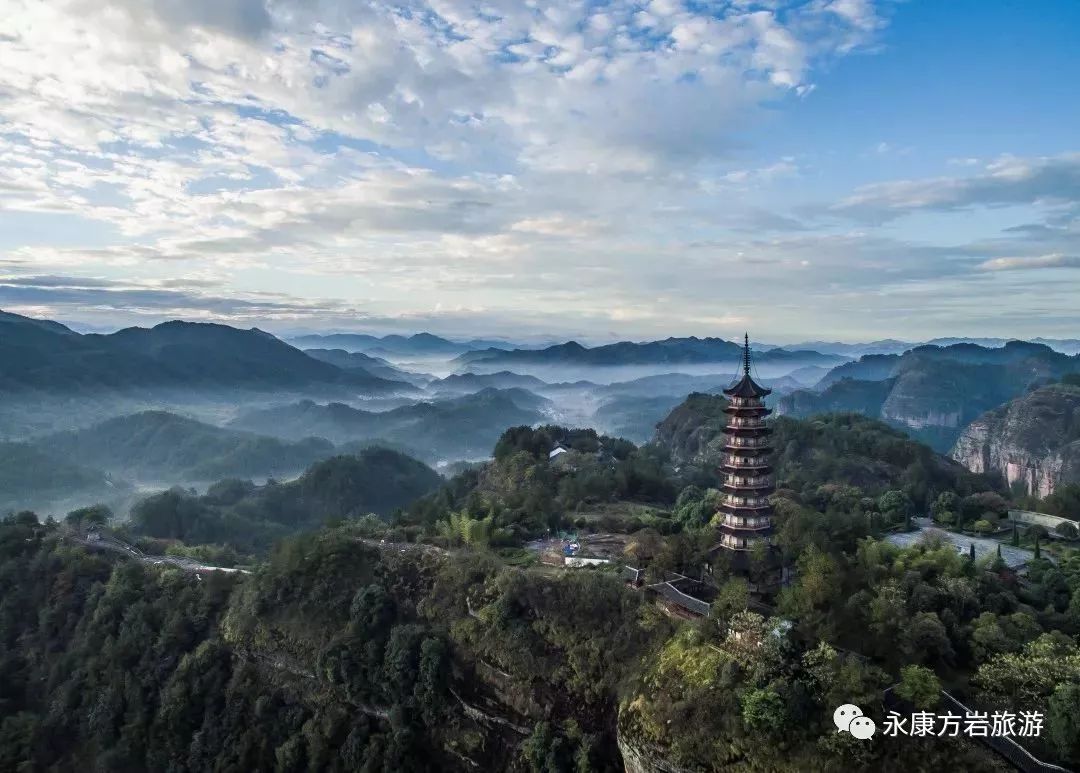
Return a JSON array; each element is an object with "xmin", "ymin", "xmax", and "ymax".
[{"xmin": 743, "ymin": 332, "xmax": 751, "ymax": 377}]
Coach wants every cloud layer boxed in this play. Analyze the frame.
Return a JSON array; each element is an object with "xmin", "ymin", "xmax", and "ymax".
[{"xmin": 1, "ymin": 0, "xmax": 1078, "ymax": 339}]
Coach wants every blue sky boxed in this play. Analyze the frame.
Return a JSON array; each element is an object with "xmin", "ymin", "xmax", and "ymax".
[{"xmin": 0, "ymin": 0, "xmax": 1078, "ymax": 342}]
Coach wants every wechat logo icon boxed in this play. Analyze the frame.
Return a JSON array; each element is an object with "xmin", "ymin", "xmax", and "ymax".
[{"xmin": 833, "ymin": 704, "xmax": 876, "ymax": 739}]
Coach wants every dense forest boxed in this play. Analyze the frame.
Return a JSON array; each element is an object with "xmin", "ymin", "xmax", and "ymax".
[{"xmin": 3, "ymin": 399, "xmax": 1080, "ymax": 771}]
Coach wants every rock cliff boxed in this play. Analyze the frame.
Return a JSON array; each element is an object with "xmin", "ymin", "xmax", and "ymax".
[{"xmin": 951, "ymin": 383, "xmax": 1080, "ymax": 497}]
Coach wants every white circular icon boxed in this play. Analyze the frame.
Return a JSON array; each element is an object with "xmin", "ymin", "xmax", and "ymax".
[
  {"xmin": 833, "ymin": 704, "xmax": 863, "ymax": 732},
  {"xmin": 848, "ymin": 716, "xmax": 877, "ymax": 739}
]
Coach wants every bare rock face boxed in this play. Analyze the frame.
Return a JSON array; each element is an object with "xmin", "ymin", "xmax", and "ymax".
[
  {"xmin": 617, "ymin": 732, "xmax": 697, "ymax": 773},
  {"xmin": 951, "ymin": 383, "xmax": 1080, "ymax": 497}
]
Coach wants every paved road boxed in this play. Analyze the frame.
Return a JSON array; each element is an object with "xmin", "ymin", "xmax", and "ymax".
[
  {"xmin": 885, "ymin": 519, "xmax": 1036, "ymax": 569},
  {"xmin": 68, "ymin": 529, "xmax": 251, "ymax": 574}
]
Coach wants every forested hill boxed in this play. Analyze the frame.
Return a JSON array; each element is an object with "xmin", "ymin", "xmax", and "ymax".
[
  {"xmin": 655, "ymin": 393, "xmax": 994, "ymax": 506},
  {"xmin": 229, "ymin": 389, "xmax": 551, "ymax": 461},
  {"xmin": 4, "ymin": 402, "xmax": 1080, "ymax": 770},
  {"xmin": 127, "ymin": 450, "xmax": 443, "ymax": 552},
  {"xmin": 34, "ymin": 411, "xmax": 337, "ymax": 483},
  {"xmin": 0, "ymin": 516, "xmax": 1030, "ymax": 773},
  {"xmin": 777, "ymin": 342, "xmax": 1080, "ymax": 452},
  {"xmin": 0, "ymin": 310, "xmax": 412, "ymax": 395},
  {"xmin": 0, "ymin": 442, "xmax": 127, "ymax": 514}
]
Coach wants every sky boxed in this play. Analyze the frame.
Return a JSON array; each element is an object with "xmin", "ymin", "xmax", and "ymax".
[{"xmin": 1, "ymin": 0, "xmax": 1079, "ymax": 343}]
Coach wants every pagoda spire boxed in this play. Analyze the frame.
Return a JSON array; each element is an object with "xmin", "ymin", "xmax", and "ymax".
[{"xmin": 743, "ymin": 332, "xmax": 751, "ymax": 377}]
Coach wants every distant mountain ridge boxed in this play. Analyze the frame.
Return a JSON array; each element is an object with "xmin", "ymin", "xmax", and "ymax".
[
  {"xmin": 0, "ymin": 310, "xmax": 411, "ymax": 396},
  {"xmin": 454, "ymin": 337, "xmax": 848, "ymax": 369},
  {"xmin": 303, "ymin": 348, "xmax": 431, "ymax": 386},
  {"xmin": 781, "ymin": 337, "xmax": 1080, "ymax": 357},
  {"xmin": 229, "ymin": 387, "xmax": 552, "ymax": 461},
  {"xmin": 33, "ymin": 411, "xmax": 337, "ymax": 483},
  {"xmin": 777, "ymin": 341, "xmax": 1080, "ymax": 451}
]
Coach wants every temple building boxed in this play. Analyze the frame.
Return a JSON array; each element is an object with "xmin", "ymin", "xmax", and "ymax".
[{"xmin": 717, "ymin": 334, "xmax": 775, "ymax": 554}]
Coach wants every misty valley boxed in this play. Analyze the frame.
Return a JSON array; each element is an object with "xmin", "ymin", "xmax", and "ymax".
[{"xmin": 3, "ymin": 309, "xmax": 1080, "ymax": 772}]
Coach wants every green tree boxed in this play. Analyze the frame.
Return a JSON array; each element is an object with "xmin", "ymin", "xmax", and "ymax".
[
  {"xmin": 1054, "ymin": 521, "xmax": 1078, "ymax": 540},
  {"xmin": 894, "ymin": 665, "xmax": 941, "ymax": 709},
  {"xmin": 932, "ymin": 492, "xmax": 960, "ymax": 525},
  {"xmin": 879, "ymin": 490, "xmax": 913, "ymax": 522},
  {"xmin": 64, "ymin": 504, "xmax": 112, "ymax": 525},
  {"xmin": 908, "ymin": 612, "xmax": 955, "ymax": 665},
  {"xmin": 975, "ymin": 634, "xmax": 1080, "ymax": 706},
  {"xmin": 1048, "ymin": 683, "xmax": 1080, "ymax": 765},
  {"xmin": 741, "ymin": 689, "xmax": 786, "ymax": 733}
]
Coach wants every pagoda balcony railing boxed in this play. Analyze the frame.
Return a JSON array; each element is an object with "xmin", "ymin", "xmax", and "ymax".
[
  {"xmin": 726, "ymin": 417, "xmax": 766, "ymax": 428},
  {"xmin": 728, "ymin": 397, "xmax": 764, "ymax": 408},
  {"xmin": 719, "ymin": 533, "xmax": 766, "ymax": 551},
  {"xmin": 723, "ymin": 515, "xmax": 771, "ymax": 529},
  {"xmin": 725, "ymin": 455, "xmax": 770, "ymax": 468},
  {"xmin": 726, "ymin": 437, "xmax": 770, "ymax": 448},
  {"xmin": 725, "ymin": 495, "xmax": 770, "ymax": 508},
  {"xmin": 726, "ymin": 475, "xmax": 770, "ymax": 487}
]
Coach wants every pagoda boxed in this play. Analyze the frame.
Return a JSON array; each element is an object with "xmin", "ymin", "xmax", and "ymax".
[{"xmin": 717, "ymin": 334, "xmax": 774, "ymax": 553}]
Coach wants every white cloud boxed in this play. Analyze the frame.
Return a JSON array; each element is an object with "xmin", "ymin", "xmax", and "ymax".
[
  {"xmin": 977, "ymin": 253, "xmax": 1080, "ymax": 272},
  {"xmin": 19, "ymin": 0, "xmax": 1075, "ymax": 341},
  {"xmin": 833, "ymin": 153, "xmax": 1080, "ymax": 220}
]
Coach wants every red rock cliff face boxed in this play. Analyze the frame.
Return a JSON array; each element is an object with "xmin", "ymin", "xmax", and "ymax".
[{"xmin": 951, "ymin": 384, "xmax": 1080, "ymax": 497}]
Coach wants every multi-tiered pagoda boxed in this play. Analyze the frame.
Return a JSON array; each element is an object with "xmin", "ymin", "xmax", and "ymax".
[{"xmin": 717, "ymin": 334, "xmax": 774, "ymax": 553}]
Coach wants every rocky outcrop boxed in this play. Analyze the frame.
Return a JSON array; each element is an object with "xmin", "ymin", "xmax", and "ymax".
[
  {"xmin": 617, "ymin": 732, "xmax": 698, "ymax": 773},
  {"xmin": 652, "ymin": 393, "xmax": 728, "ymax": 466},
  {"xmin": 951, "ymin": 383, "xmax": 1080, "ymax": 497}
]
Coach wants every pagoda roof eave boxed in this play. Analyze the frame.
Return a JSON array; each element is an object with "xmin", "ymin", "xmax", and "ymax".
[{"xmin": 722, "ymin": 374, "xmax": 772, "ymax": 398}]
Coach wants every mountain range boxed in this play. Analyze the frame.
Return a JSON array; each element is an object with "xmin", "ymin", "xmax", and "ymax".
[
  {"xmin": 288, "ymin": 332, "xmax": 551, "ymax": 358},
  {"xmin": 778, "ymin": 341, "xmax": 1080, "ymax": 452},
  {"xmin": 229, "ymin": 387, "xmax": 552, "ymax": 462},
  {"xmin": 302, "ymin": 348, "xmax": 432, "ymax": 386},
  {"xmin": 0, "ymin": 310, "xmax": 412, "ymax": 396},
  {"xmin": 453, "ymin": 337, "xmax": 849, "ymax": 369},
  {"xmin": 34, "ymin": 411, "xmax": 337, "ymax": 484},
  {"xmin": 780, "ymin": 337, "xmax": 1080, "ymax": 357}
]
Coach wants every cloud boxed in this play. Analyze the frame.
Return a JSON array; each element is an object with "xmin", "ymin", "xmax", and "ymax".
[
  {"xmin": 833, "ymin": 153, "xmax": 1080, "ymax": 221},
  {"xmin": 5, "ymin": 0, "xmax": 1074, "ymax": 341},
  {"xmin": 977, "ymin": 253, "xmax": 1080, "ymax": 272}
]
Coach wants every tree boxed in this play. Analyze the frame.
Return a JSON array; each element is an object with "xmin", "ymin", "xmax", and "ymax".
[
  {"xmin": 1048, "ymin": 683, "xmax": 1080, "ymax": 764},
  {"xmin": 879, "ymin": 490, "xmax": 913, "ymax": 522},
  {"xmin": 1034, "ymin": 535, "xmax": 1041, "ymax": 559},
  {"xmin": 1028, "ymin": 523, "xmax": 1049, "ymax": 542},
  {"xmin": 65, "ymin": 504, "xmax": 112, "ymax": 525},
  {"xmin": 1054, "ymin": 521, "xmax": 1078, "ymax": 540},
  {"xmin": 975, "ymin": 634, "xmax": 1080, "ymax": 706},
  {"xmin": 962, "ymin": 492, "xmax": 1008, "ymax": 522},
  {"xmin": 894, "ymin": 665, "xmax": 941, "ymax": 709},
  {"xmin": 932, "ymin": 492, "xmax": 960, "ymax": 525},
  {"xmin": 710, "ymin": 577, "xmax": 750, "ymax": 625},
  {"xmin": 741, "ymin": 689, "xmax": 786, "ymax": 733},
  {"xmin": 908, "ymin": 612, "xmax": 955, "ymax": 665}
]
